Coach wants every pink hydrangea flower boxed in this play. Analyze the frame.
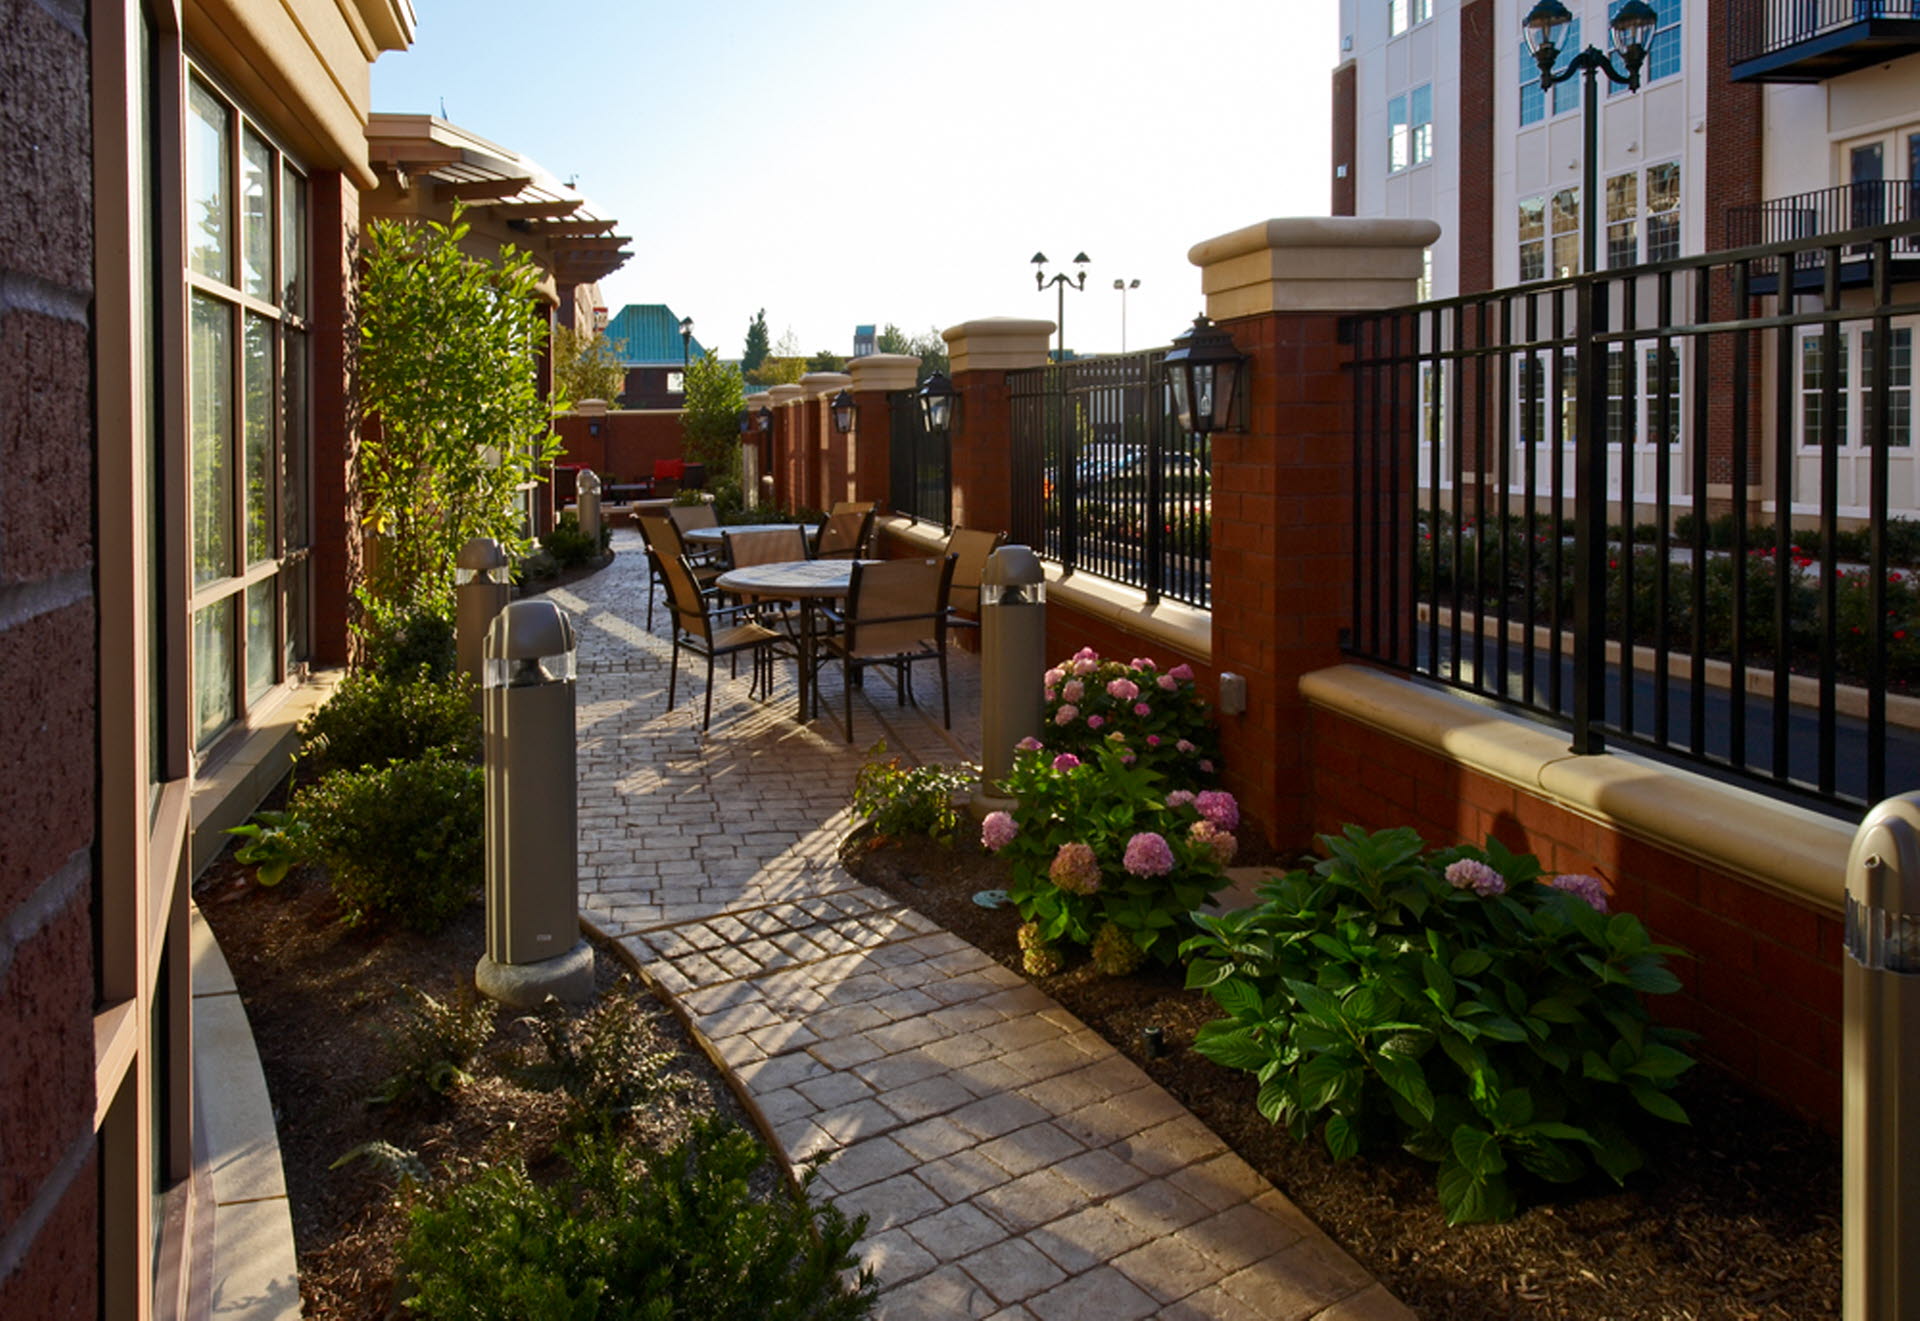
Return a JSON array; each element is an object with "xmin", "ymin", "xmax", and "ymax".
[
  {"xmin": 1133, "ymin": 702, "xmax": 1152, "ymax": 717},
  {"xmin": 1073, "ymin": 647, "xmax": 1098, "ymax": 662},
  {"xmin": 981, "ymin": 811, "xmax": 1018, "ymax": 851},
  {"xmin": 1168, "ymin": 663, "xmax": 1194, "ymax": 680},
  {"xmin": 1051, "ymin": 753, "xmax": 1081, "ymax": 772},
  {"xmin": 1119, "ymin": 751, "xmax": 1137, "ymax": 765},
  {"xmin": 1054, "ymin": 704, "xmax": 1078, "ymax": 725},
  {"xmin": 1198, "ymin": 759, "xmax": 1215, "ymax": 773},
  {"xmin": 1549, "ymin": 873, "xmax": 1611, "ymax": 913},
  {"xmin": 1073, "ymin": 657, "xmax": 1097, "ymax": 675},
  {"xmin": 1157, "ymin": 674, "xmax": 1178, "ymax": 691},
  {"xmin": 1061, "ymin": 679, "xmax": 1085, "ymax": 702},
  {"xmin": 1146, "ymin": 735, "xmax": 1162, "ymax": 747},
  {"xmin": 1166, "ymin": 790, "xmax": 1197, "ymax": 809},
  {"xmin": 1015, "ymin": 736, "xmax": 1044, "ymax": 752},
  {"xmin": 1123, "ymin": 832, "xmax": 1176, "ymax": 877},
  {"xmin": 1176, "ymin": 739, "xmax": 1196, "ymax": 754},
  {"xmin": 1130, "ymin": 657, "xmax": 1157, "ymax": 671},
  {"xmin": 1087, "ymin": 715, "xmax": 1105, "ymax": 730},
  {"xmin": 1189, "ymin": 820, "xmax": 1239, "ymax": 866},
  {"xmin": 1106, "ymin": 678, "xmax": 1140, "ymax": 701},
  {"xmin": 1044, "ymin": 667, "xmax": 1065, "ymax": 687},
  {"xmin": 1444, "ymin": 858, "xmax": 1507, "ymax": 897},
  {"xmin": 1049, "ymin": 842, "xmax": 1102, "ymax": 894},
  {"xmin": 1195, "ymin": 790, "xmax": 1239, "ymax": 831}
]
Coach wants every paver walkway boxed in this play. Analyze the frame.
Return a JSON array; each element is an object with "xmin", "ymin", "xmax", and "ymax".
[{"xmin": 544, "ymin": 528, "xmax": 1411, "ymax": 1320}]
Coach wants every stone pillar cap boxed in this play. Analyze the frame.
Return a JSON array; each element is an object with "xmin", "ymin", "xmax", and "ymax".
[
  {"xmin": 941, "ymin": 316, "xmax": 1055, "ymax": 345},
  {"xmin": 847, "ymin": 353, "xmax": 921, "ymax": 393},
  {"xmin": 798, "ymin": 371, "xmax": 853, "ymax": 400},
  {"xmin": 1187, "ymin": 216, "xmax": 1443, "ymax": 319},
  {"xmin": 943, "ymin": 317, "xmax": 1055, "ymax": 375},
  {"xmin": 764, "ymin": 383, "xmax": 804, "ymax": 405},
  {"xmin": 572, "ymin": 398, "xmax": 610, "ymax": 416}
]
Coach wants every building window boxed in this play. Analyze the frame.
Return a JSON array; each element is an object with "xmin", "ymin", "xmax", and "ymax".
[
  {"xmin": 1604, "ymin": 162, "xmax": 1682, "ymax": 267},
  {"xmin": 1388, "ymin": 0, "xmax": 1432, "ymax": 37},
  {"xmin": 1521, "ymin": 189, "xmax": 1582, "ymax": 280},
  {"xmin": 1389, "ymin": 84, "xmax": 1432, "ymax": 173},
  {"xmin": 1800, "ymin": 328, "xmax": 1914, "ymax": 449},
  {"xmin": 1642, "ymin": 0, "xmax": 1683, "ymax": 83},
  {"xmin": 186, "ymin": 70, "xmax": 309, "ymax": 752},
  {"xmin": 1608, "ymin": 345, "xmax": 1683, "ymax": 445},
  {"xmin": 1519, "ymin": 354, "xmax": 1581, "ymax": 447},
  {"xmin": 1520, "ymin": 21, "xmax": 1584, "ymax": 127},
  {"xmin": 1606, "ymin": 172, "xmax": 1638, "ymax": 269},
  {"xmin": 1416, "ymin": 245, "xmax": 1434, "ymax": 302}
]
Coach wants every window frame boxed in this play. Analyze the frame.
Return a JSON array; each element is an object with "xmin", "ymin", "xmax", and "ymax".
[{"xmin": 1795, "ymin": 323, "xmax": 1915, "ymax": 453}]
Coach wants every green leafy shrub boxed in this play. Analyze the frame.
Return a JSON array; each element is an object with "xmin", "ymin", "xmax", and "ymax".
[
  {"xmin": 225, "ymin": 809, "xmax": 313, "ymax": 886},
  {"xmin": 1033, "ymin": 648, "xmax": 1217, "ymax": 788},
  {"xmin": 293, "ymin": 751, "xmax": 484, "ymax": 931},
  {"xmin": 986, "ymin": 743, "xmax": 1236, "ymax": 968},
  {"xmin": 375, "ymin": 986, "xmax": 497, "ymax": 1106},
  {"xmin": 517, "ymin": 984, "xmax": 680, "ymax": 1127},
  {"xmin": 540, "ymin": 512, "xmax": 602, "ymax": 569},
  {"xmin": 361, "ymin": 607, "xmax": 458, "ymax": 683},
  {"xmin": 1182, "ymin": 827, "xmax": 1693, "ymax": 1225},
  {"xmin": 850, "ymin": 743, "xmax": 974, "ymax": 845},
  {"xmin": 298, "ymin": 668, "xmax": 480, "ymax": 777},
  {"xmin": 400, "ymin": 1119, "xmax": 877, "ymax": 1320}
]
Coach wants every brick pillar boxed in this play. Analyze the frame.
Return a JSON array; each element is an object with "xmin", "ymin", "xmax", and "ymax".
[
  {"xmin": 764, "ymin": 383, "xmax": 801, "ymax": 511},
  {"xmin": 1193, "ymin": 217, "xmax": 1440, "ymax": 849},
  {"xmin": 1704, "ymin": 0, "xmax": 1765, "ymax": 519},
  {"xmin": 799, "ymin": 371, "xmax": 851, "ymax": 509},
  {"xmin": 1458, "ymin": 0, "xmax": 1496, "ymax": 296},
  {"xmin": 946, "ymin": 318, "xmax": 1053, "ymax": 537},
  {"xmin": 311, "ymin": 171, "xmax": 361, "ymax": 665},
  {"xmin": 847, "ymin": 353, "xmax": 919, "ymax": 507},
  {"xmin": 1331, "ymin": 59, "xmax": 1356, "ymax": 217}
]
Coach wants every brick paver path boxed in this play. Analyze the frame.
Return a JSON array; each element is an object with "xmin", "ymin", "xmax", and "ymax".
[{"xmin": 543, "ymin": 529, "xmax": 1411, "ymax": 1320}]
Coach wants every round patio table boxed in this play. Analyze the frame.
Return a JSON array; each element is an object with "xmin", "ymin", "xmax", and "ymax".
[
  {"xmin": 682, "ymin": 522, "xmax": 820, "ymax": 547},
  {"xmin": 714, "ymin": 559, "xmax": 867, "ymax": 722}
]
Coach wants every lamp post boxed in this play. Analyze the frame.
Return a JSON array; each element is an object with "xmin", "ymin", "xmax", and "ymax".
[
  {"xmin": 1032, "ymin": 251, "xmax": 1089, "ymax": 361},
  {"xmin": 678, "ymin": 315, "xmax": 693, "ymax": 372},
  {"xmin": 1523, "ymin": 0, "xmax": 1655, "ymax": 755},
  {"xmin": 1113, "ymin": 278, "xmax": 1140, "ymax": 353}
]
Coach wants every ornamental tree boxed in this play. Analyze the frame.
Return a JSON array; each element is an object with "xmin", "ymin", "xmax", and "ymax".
[{"xmin": 680, "ymin": 350, "xmax": 745, "ymax": 483}]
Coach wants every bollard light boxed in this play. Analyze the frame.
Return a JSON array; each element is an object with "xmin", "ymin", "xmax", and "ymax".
[
  {"xmin": 973, "ymin": 545, "xmax": 1048, "ymax": 813},
  {"xmin": 476, "ymin": 600, "xmax": 594, "ymax": 1007},
  {"xmin": 575, "ymin": 467, "xmax": 603, "ymax": 548},
  {"xmin": 455, "ymin": 537, "xmax": 512, "ymax": 695}
]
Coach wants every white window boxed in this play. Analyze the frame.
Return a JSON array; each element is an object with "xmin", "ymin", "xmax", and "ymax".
[
  {"xmin": 1608, "ymin": 345, "xmax": 1683, "ymax": 447},
  {"xmin": 1389, "ymin": 85, "xmax": 1432, "ymax": 174},
  {"xmin": 1519, "ymin": 188, "xmax": 1581, "ymax": 281},
  {"xmin": 1798, "ymin": 327, "xmax": 1914, "ymax": 450},
  {"xmin": 1388, "ymin": 0, "xmax": 1432, "ymax": 37},
  {"xmin": 1605, "ymin": 162, "xmax": 1681, "ymax": 267},
  {"xmin": 1518, "ymin": 354, "xmax": 1580, "ymax": 447}
]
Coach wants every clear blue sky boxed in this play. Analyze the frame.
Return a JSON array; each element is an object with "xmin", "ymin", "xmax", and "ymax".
[{"xmin": 372, "ymin": 1, "xmax": 1336, "ymax": 361}]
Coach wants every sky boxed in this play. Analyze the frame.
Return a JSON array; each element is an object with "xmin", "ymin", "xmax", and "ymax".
[{"xmin": 371, "ymin": 1, "xmax": 1337, "ymax": 362}]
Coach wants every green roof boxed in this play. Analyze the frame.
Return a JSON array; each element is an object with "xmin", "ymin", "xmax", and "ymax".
[{"xmin": 605, "ymin": 304, "xmax": 706, "ymax": 366}]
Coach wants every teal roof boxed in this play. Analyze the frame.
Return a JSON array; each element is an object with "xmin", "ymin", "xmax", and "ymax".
[{"xmin": 605, "ymin": 304, "xmax": 707, "ymax": 366}]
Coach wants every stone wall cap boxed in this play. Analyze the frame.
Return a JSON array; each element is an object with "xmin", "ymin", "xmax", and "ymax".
[
  {"xmin": 764, "ymin": 384, "xmax": 804, "ymax": 403},
  {"xmin": 848, "ymin": 353, "xmax": 920, "ymax": 370},
  {"xmin": 798, "ymin": 372, "xmax": 853, "ymax": 399},
  {"xmin": 942, "ymin": 317, "xmax": 1056, "ymax": 345},
  {"xmin": 1189, "ymin": 217, "xmax": 1444, "ymax": 268}
]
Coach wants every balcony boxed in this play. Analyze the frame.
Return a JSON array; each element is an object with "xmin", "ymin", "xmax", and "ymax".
[
  {"xmin": 1724, "ymin": 180, "xmax": 1920, "ymax": 291},
  {"xmin": 1729, "ymin": 0, "xmax": 1920, "ymax": 82}
]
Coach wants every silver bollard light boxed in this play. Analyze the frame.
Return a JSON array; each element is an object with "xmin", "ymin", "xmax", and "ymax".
[
  {"xmin": 1843, "ymin": 792, "xmax": 1920, "ymax": 1320},
  {"xmin": 974, "ymin": 545, "xmax": 1047, "ymax": 813},
  {"xmin": 475, "ymin": 600, "xmax": 594, "ymax": 1006},
  {"xmin": 455, "ymin": 537, "xmax": 511, "ymax": 691},
  {"xmin": 576, "ymin": 467, "xmax": 603, "ymax": 547}
]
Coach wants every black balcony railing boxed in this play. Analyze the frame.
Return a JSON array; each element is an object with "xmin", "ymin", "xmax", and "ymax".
[
  {"xmin": 1727, "ymin": 180, "xmax": 1920, "ymax": 249},
  {"xmin": 1347, "ymin": 215, "xmax": 1920, "ymax": 818},
  {"xmin": 1729, "ymin": 0, "xmax": 1920, "ymax": 81}
]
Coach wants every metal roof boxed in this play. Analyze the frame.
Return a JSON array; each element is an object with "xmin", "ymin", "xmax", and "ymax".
[{"xmin": 605, "ymin": 304, "xmax": 706, "ymax": 366}]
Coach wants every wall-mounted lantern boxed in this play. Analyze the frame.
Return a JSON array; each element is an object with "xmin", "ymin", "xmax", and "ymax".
[
  {"xmin": 1164, "ymin": 315, "xmax": 1246, "ymax": 438},
  {"xmin": 917, "ymin": 371, "xmax": 956, "ymax": 437},
  {"xmin": 756, "ymin": 405, "xmax": 773, "ymax": 433},
  {"xmin": 830, "ymin": 388, "xmax": 856, "ymax": 435}
]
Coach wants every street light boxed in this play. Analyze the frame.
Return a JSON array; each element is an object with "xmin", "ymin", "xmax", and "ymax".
[
  {"xmin": 678, "ymin": 315, "xmax": 693, "ymax": 371},
  {"xmin": 830, "ymin": 388, "xmax": 855, "ymax": 435},
  {"xmin": 1523, "ymin": 0, "xmax": 1655, "ymax": 755},
  {"xmin": 1032, "ymin": 251, "xmax": 1089, "ymax": 361},
  {"xmin": 1163, "ymin": 316, "xmax": 1245, "ymax": 439},
  {"xmin": 917, "ymin": 371, "xmax": 956, "ymax": 437},
  {"xmin": 1113, "ymin": 277, "xmax": 1141, "ymax": 353}
]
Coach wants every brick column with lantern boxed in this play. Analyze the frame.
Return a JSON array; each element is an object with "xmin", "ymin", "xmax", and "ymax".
[
  {"xmin": 944, "ymin": 318, "xmax": 1053, "ymax": 539},
  {"xmin": 846, "ymin": 353, "xmax": 919, "ymax": 508}
]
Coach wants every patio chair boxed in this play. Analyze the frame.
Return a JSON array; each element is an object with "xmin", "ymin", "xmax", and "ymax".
[
  {"xmin": 721, "ymin": 525, "xmax": 812, "ymax": 632},
  {"xmin": 668, "ymin": 501, "xmax": 720, "ymax": 537},
  {"xmin": 820, "ymin": 554, "xmax": 956, "ymax": 743},
  {"xmin": 941, "ymin": 526, "xmax": 1006, "ymax": 635},
  {"xmin": 659, "ymin": 551, "xmax": 784, "ymax": 731},
  {"xmin": 814, "ymin": 504, "xmax": 877, "ymax": 560},
  {"xmin": 637, "ymin": 514, "xmax": 720, "ymax": 629}
]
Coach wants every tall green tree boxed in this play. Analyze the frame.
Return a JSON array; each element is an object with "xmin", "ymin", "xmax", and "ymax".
[
  {"xmin": 807, "ymin": 349, "xmax": 848, "ymax": 372},
  {"xmin": 741, "ymin": 308, "xmax": 770, "ymax": 376},
  {"xmin": 356, "ymin": 207, "xmax": 559, "ymax": 632},
  {"xmin": 876, "ymin": 324, "xmax": 912, "ymax": 354},
  {"xmin": 552, "ymin": 322, "xmax": 626, "ymax": 406},
  {"xmin": 680, "ymin": 350, "xmax": 745, "ymax": 483},
  {"xmin": 908, "ymin": 327, "xmax": 949, "ymax": 382}
]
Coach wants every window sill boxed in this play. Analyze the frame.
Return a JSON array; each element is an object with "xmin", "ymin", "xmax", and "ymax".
[{"xmin": 189, "ymin": 668, "xmax": 344, "ymax": 875}]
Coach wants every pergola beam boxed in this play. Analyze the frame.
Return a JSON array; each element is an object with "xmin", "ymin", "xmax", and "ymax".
[{"xmin": 433, "ymin": 175, "xmax": 533, "ymax": 202}]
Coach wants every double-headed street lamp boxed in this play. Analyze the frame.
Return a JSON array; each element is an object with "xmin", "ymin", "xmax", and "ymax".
[
  {"xmin": 678, "ymin": 315, "xmax": 693, "ymax": 371},
  {"xmin": 1522, "ymin": 0, "xmax": 1657, "ymax": 754},
  {"xmin": 1032, "ymin": 251, "xmax": 1089, "ymax": 361},
  {"xmin": 1113, "ymin": 278, "xmax": 1140, "ymax": 352}
]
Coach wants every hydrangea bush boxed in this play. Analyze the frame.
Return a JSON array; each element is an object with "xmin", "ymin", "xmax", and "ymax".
[
  {"xmin": 984, "ymin": 743, "xmax": 1236, "ymax": 973},
  {"xmin": 1181, "ymin": 827, "xmax": 1692, "ymax": 1226},
  {"xmin": 1036, "ymin": 648, "xmax": 1218, "ymax": 789}
]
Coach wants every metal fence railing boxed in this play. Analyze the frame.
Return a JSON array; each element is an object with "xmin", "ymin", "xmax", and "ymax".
[
  {"xmin": 1727, "ymin": 181, "xmax": 1920, "ymax": 255},
  {"xmin": 1008, "ymin": 350, "xmax": 1211, "ymax": 608},
  {"xmin": 889, "ymin": 389, "xmax": 949, "ymax": 528},
  {"xmin": 1347, "ymin": 216, "xmax": 1920, "ymax": 817},
  {"xmin": 1729, "ymin": 0, "xmax": 1920, "ymax": 68}
]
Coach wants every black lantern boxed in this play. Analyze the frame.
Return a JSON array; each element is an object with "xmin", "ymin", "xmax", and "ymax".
[
  {"xmin": 756, "ymin": 405, "xmax": 772, "ymax": 432},
  {"xmin": 830, "ymin": 388, "xmax": 855, "ymax": 435},
  {"xmin": 1164, "ymin": 316, "xmax": 1244, "ymax": 438},
  {"xmin": 917, "ymin": 371, "xmax": 956, "ymax": 437},
  {"xmin": 678, "ymin": 315, "xmax": 694, "ymax": 370},
  {"xmin": 736, "ymin": 408, "xmax": 751, "ymax": 435},
  {"xmin": 1608, "ymin": 0, "xmax": 1658, "ymax": 58}
]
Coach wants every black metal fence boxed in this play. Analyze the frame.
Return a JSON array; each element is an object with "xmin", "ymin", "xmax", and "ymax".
[
  {"xmin": 1008, "ymin": 350, "xmax": 1212, "ymax": 608},
  {"xmin": 889, "ymin": 389, "xmax": 949, "ymax": 527},
  {"xmin": 1727, "ymin": 181, "xmax": 1920, "ymax": 252},
  {"xmin": 1347, "ymin": 217, "xmax": 1920, "ymax": 816},
  {"xmin": 1729, "ymin": 0, "xmax": 1920, "ymax": 67}
]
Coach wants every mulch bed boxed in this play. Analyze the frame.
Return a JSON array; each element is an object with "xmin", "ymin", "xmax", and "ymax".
[{"xmin": 847, "ymin": 829, "xmax": 1842, "ymax": 1321}]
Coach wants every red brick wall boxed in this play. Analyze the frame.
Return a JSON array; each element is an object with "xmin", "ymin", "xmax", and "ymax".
[
  {"xmin": 0, "ymin": 0, "xmax": 101, "ymax": 1314},
  {"xmin": 1704, "ymin": 0, "xmax": 1764, "ymax": 505},
  {"xmin": 311, "ymin": 172, "xmax": 360, "ymax": 665},
  {"xmin": 1458, "ymin": 0, "xmax": 1496, "ymax": 295},
  {"xmin": 1309, "ymin": 705, "xmax": 1843, "ymax": 1128},
  {"xmin": 552, "ymin": 410, "xmax": 685, "ymax": 487},
  {"xmin": 951, "ymin": 371, "xmax": 1016, "ymax": 543},
  {"xmin": 1332, "ymin": 60, "xmax": 1357, "ymax": 217},
  {"xmin": 851, "ymin": 391, "xmax": 893, "ymax": 507},
  {"xmin": 1043, "ymin": 602, "xmax": 1213, "ymax": 704}
]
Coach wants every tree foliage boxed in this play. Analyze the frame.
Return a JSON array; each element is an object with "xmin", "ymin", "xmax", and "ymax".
[
  {"xmin": 876, "ymin": 323, "xmax": 948, "ymax": 381},
  {"xmin": 745, "ymin": 355, "xmax": 807, "ymax": 387},
  {"xmin": 681, "ymin": 350, "xmax": 745, "ymax": 482},
  {"xmin": 356, "ymin": 206, "xmax": 560, "ymax": 632},
  {"xmin": 552, "ymin": 322, "xmax": 626, "ymax": 407},
  {"xmin": 741, "ymin": 308, "xmax": 770, "ymax": 377},
  {"xmin": 807, "ymin": 349, "xmax": 848, "ymax": 372}
]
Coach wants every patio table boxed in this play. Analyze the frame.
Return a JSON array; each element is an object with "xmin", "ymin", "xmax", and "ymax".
[
  {"xmin": 713, "ymin": 558, "xmax": 868, "ymax": 722},
  {"xmin": 681, "ymin": 522, "xmax": 821, "ymax": 549}
]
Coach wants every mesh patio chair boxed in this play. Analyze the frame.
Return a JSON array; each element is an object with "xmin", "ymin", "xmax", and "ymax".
[
  {"xmin": 721, "ymin": 525, "xmax": 812, "ymax": 635},
  {"xmin": 820, "ymin": 554, "xmax": 956, "ymax": 743},
  {"xmin": 638, "ymin": 514, "xmax": 720, "ymax": 630},
  {"xmin": 668, "ymin": 502, "xmax": 719, "ymax": 536},
  {"xmin": 941, "ymin": 526, "xmax": 1006, "ymax": 635},
  {"xmin": 814, "ymin": 504, "xmax": 877, "ymax": 560},
  {"xmin": 658, "ymin": 551, "xmax": 784, "ymax": 731}
]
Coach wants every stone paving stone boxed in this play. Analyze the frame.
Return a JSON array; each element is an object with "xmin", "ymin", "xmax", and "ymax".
[
  {"xmin": 975, "ymin": 1122, "xmax": 1085, "ymax": 1179},
  {"xmin": 891, "ymin": 1114, "xmax": 977, "ymax": 1162},
  {"xmin": 916, "ymin": 1149, "xmax": 1015, "ymax": 1203},
  {"xmin": 901, "ymin": 1202, "xmax": 1009, "ymax": 1262},
  {"xmin": 858, "ymin": 1226, "xmax": 939, "ymax": 1290},
  {"xmin": 874, "ymin": 1072, "xmax": 976, "ymax": 1124},
  {"xmin": 834, "ymin": 1173, "xmax": 948, "ymax": 1234},
  {"xmin": 972, "ymin": 1168, "xmax": 1085, "ymax": 1234},
  {"xmin": 1027, "ymin": 1203, "xmax": 1158, "ymax": 1276},
  {"xmin": 1023, "ymin": 1266, "xmax": 1161, "ymax": 1321},
  {"xmin": 1112, "ymin": 1232, "xmax": 1222, "ymax": 1306},
  {"xmin": 956, "ymin": 1237, "xmax": 1067, "ymax": 1305},
  {"xmin": 815, "ymin": 1136, "xmax": 920, "ymax": 1194},
  {"xmin": 948, "ymin": 1093, "xmax": 1052, "ymax": 1142},
  {"xmin": 875, "ymin": 1264, "xmax": 998, "ymax": 1320},
  {"xmin": 1217, "ymin": 1235, "xmax": 1376, "ymax": 1319}
]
